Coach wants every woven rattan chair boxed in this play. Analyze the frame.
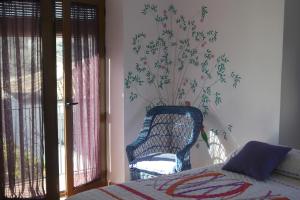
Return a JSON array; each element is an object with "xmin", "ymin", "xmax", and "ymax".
[{"xmin": 126, "ymin": 106, "xmax": 204, "ymax": 180}]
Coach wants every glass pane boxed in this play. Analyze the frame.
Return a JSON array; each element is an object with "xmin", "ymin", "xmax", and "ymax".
[
  {"xmin": 56, "ymin": 36, "xmax": 65, "ymax": 192},
  {"xmin": 0, "ymin": 1, "xmax": 46, "ymax": 198},
  {"xmin": 70, "ymin": 3, "xmax": 100, "ymax": 187}
]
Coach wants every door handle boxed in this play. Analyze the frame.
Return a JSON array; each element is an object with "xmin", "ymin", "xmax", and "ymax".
[{"xmin": 66, "ymin": 102, "xmax": 79, "ymax": 106}]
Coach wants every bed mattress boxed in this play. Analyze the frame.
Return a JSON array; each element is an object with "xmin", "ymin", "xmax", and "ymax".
[{"xmin": 67, "ymin": 164, "xmax": 300, "ymax": 200}]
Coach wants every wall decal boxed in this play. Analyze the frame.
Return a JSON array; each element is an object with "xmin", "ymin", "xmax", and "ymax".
[{"xmin": 125, "ymin": 4, "xmax": 241, "ymax": 144}]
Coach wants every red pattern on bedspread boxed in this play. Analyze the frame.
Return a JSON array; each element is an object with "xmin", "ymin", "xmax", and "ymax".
[
  {"xmin": 98, "ymin": 169, "xmax": 292, "ymax": 199},
  {"xmin": 98, "ymin": 188, "xmax": 124, "ymax": 200},
  {"xmin": 165, "ymin": 172, "xmax": 251, "ymax": 198}
]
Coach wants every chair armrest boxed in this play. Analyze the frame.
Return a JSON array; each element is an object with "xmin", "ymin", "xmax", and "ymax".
[
  {"xmin": 175, "ymin": 146, "xmax": 192, "ymax": 171},
  {"xmin": 126, "ymin": 130, "xmax": 148, "ymax": 162},
  {"xmin": 175, "ymin": 132, "xmax": 200, "ymax": 171}
]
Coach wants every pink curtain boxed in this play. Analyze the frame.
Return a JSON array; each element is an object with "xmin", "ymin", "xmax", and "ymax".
[
  {"xmin": 71, "ymin": 3, "xmax": 101, "ymax": 187},
  {"xmin": 0, "ymin": 0, "xmax": 46, "ymax": 199}
]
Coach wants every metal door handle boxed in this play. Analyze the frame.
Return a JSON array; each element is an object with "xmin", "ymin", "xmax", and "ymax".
[{"xmin": 66, "ymin": 102, "xmax": 78, "ymax": 106}]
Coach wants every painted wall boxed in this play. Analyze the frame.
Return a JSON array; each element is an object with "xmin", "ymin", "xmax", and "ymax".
[
  {"xmin": 107, "ymin": 0, "xmax": 285, "ymax": 182},
  {"xmin": 105, "ymin": 0, "xmax": 125, "ymax": 183},
  {"xmin": 123, "ymin": 0, "xmax": 284, "ymax": 180},
  {"xmin": 279, "ymin": 0, "xmax": 300, "ymax": 149}
]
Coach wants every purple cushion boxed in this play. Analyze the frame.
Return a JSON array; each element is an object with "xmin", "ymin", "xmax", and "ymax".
[{"xmin": 222, "ymin": 141, "xmax": 291, "ymax": 181}]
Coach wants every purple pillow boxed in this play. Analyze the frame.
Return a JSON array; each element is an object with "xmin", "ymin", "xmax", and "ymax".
[{"xmin": 222, "ymin": 141, "xmax": 291, "ymax": 181}]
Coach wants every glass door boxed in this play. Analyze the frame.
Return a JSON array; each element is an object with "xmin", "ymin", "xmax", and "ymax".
[{"xmin": 62, "ymin": 0, "xmax": 106, "ymax": 196}]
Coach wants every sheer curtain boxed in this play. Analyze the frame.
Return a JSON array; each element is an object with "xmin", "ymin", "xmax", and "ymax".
[
  {"xmin": 0, "ymin": 0, "xmax": 46, "ymax": 199},
  {"xmin": 71, "ymin": 3, "xmax": 101, "ymax": 187}
]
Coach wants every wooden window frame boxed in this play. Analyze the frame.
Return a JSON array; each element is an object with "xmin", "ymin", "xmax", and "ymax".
[{"xmin": 41, "ymin": 1, "xmax": 60, "ymax": 200}]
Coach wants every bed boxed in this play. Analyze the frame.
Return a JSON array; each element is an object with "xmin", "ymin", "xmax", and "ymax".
[{"xmin": 67, "ymin": 163, "xmax": 300, "ymax": 200}]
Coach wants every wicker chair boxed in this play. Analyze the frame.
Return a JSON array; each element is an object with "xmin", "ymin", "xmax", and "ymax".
[{"xmin": 126, "ymin": 106, "xmax": 204, "ymax": 180}]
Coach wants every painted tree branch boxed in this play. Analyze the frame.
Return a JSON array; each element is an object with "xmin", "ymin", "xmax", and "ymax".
[{"xmin": 125, "ymin": 4, "xmax": 241, "ymax": 137}]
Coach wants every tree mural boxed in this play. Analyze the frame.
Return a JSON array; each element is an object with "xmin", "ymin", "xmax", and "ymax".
[{"xmin": 125, "ymin": 4, "xmax": 241, "ymax": 141}]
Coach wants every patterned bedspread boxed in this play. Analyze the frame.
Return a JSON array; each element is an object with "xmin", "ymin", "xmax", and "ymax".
[{"xmin": 67, "ymin": 165, "xmax": 300, "ymax": 200}]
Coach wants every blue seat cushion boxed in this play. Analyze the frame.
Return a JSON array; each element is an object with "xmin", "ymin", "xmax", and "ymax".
[{"xmin": 129, "ymin": 153, "xmax": 176, "ymax": 175}]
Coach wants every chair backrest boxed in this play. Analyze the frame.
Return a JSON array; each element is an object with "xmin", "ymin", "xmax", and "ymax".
[{"xmin": 133, "ymin": 106, "xmax": 204, "ymax": 158}]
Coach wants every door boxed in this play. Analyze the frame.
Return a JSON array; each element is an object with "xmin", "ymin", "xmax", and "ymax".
[{"xmin": 62, "ymin": 0, "xmax": 106, "ymax": 196}]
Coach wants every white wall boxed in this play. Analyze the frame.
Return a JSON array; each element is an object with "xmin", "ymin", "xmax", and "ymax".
[
  {"xmin": 107, "ymin": 0, "xmax": 285, "ymax": 182},
  {"xmin": 105, "ymin": 0, "xmax": 125, "ymax": 183},
  {"xmin": 172, "ymin": 0, "xmax": 284, "ymax": 145},
  {"xmin": 184, "ymin": 0, "xmax": 285, "ymax": 167}
]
